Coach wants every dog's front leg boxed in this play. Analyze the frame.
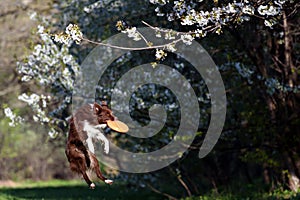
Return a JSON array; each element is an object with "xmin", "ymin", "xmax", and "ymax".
[
  {"xmin": 94, "ymin": 124, "xmax": 110, "ymax": 154},
  {"xmin": 97, "ymin": 133, "xmax": 109, "ymax": 154},
  {"xmin": 86, "ymin": 134, "xmax": 95, "ymax": 154}
]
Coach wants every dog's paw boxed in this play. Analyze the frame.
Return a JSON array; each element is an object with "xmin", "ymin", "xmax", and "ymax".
[
  {"xmin": 105, "ymin": 179, "xmax": 113, "ymax": 185},
  {"xmin": 96, "ymin": 124, "xmax": 107, "ymax": 129},
  {"xmin": 104, "ymin": 148, "xmax": 109, "ymax": 154},
  {"xmin": 89, "ymin": 183, "xmax": 96, "ymax": 189},
  {"xmin": 104, "ymin": 143, "xmax": 109, "ymax": 154}
]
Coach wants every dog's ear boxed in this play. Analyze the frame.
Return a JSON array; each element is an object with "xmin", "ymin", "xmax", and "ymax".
[{"xmin": 93, "ymin": 102, "xmax": 103, "ymax": 114}]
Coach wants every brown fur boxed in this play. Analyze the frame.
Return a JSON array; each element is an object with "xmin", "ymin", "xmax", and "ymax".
[{"xmin": 65, "ymin": 102, "xmax": 115, "ymax": 188}]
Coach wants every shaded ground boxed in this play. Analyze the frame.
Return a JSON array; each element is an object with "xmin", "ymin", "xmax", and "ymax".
[
  {"xmin": 0, "ymin": 180, "xmax": 163, "ymax": 200},
  {"xmin": 1, "ymin": 186, "xmax": 162, "ymax": 200}
]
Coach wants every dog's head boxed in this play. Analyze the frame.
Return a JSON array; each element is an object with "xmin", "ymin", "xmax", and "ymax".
[{"xmin": 93, "ymin": 101, "xmax": 116, "ymax": 124}]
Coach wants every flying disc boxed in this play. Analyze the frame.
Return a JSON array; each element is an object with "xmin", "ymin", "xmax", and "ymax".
[{"xmin": 107, "ymin": 120, "xmax": 129, "ymax": 133}]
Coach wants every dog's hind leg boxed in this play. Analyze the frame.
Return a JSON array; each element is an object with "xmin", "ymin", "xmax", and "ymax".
[
  {"xmin": 89, "ymin": 153, "xmax": 113, "ymax": 185},
  {"xmin": 69, "ymin": 151, "xmax": 95, "ymax": 189},
  {"xmin": 82, "ymin": 171, "xmax": 95, "ymax": 189}
]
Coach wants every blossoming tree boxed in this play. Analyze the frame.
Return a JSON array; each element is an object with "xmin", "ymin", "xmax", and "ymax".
[{"xmin": 3, "ymin": 0, "xmax": 300, "ymax": 195}]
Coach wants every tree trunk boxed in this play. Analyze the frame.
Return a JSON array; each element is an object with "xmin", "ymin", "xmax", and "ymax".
[{"xmin": 284, "ymin": 151, "xmax": 300, "ymax": 191}]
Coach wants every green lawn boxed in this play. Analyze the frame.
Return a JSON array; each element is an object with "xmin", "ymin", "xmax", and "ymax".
[
  {"xmin": 1, "ymin": 180, "xmax": 300, "ymax": 200},
  {"xmin": 0, "ymin": 180, "xmax": 164, "ymax": 200}
]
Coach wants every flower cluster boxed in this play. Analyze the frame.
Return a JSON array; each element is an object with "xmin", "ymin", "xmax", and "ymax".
[
  {"xmin": 258, "ymin": 4, "xmax": 280, "ymax": 16},
  {"xmin": 150, "ymin": 0, "xmax": 288, "ymax": 34},
  {"xmin": 155, "ymin": 49, "xmax": 167, "ymax": 60},
  {"xmin": 257, "ymin": 1, "xmax": 286, "ymax": 27},
  {"xmin": 166, "ymin": 43, "xmax": 177, "ymax": 52},
  {"xmin": 258, "ymin": 0, "xmax": 286, "ymax": 16},
  {"xmin": 17, "ymin": 25, "xmax": 79, "ymax": 90},
  {"xmin": 164, "ymin": 30, "xmax": 176, "ymax": 40},
  {"xmin": 53, "ymin": 24, "xmax": 83, "ymax": 45},
  {"xmin": 16, "ymin": 23, "xmax": 80, "ymax": 130},
  {"xmin": 234, "ymin": 62, "xmax": 254, "ymax": 84},
  {"xmin": 3, "ymin": 107, "xmax": 24, "ymax": 127},
  {"xmin": 122, "ymin": 27, "xmax": 141, "ymax": 41},
  {"xmin": 221, "ymin": 62, "xmax": 300, "ymax": 95},
  {"xmin": 149, "ymin": 0, "xmax": 168, "ymax": 5},
  {"xmin": 18, "ymin": 93, "xmax": 52, "ymax": 123},
  {"xmin": 265, "ymin": 78, "xmax": 300, "ymax": 95},
  {"xmin": 83, "ymin": 1, "xmax": 104, "ymax": 13},
  {"xmin": 180, "ymin": 34, "xmax": 194, "ymax": 45}
]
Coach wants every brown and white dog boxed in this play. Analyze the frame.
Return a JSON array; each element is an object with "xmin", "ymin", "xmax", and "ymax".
[{"xmin": 65, "ymin": 102, "xmax": 115, "ymax": 189}]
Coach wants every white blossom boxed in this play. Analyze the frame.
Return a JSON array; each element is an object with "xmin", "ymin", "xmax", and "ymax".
[
  {"xmin": 166, "ymin": 43, "xmax": 177, "ymax": 52},
  {"xmin": 264, "ymin": 19, "xmax": 276, "ymax": 28},
  {"xmin": 195, "ymin": 11, "xmax": 210, "ymax": 26},
  {"xmin": 29, "ymin": 11, "xmax": 37, "ymax": 20},
  {"xmin": 122, "ymin": 27, "xmax": 141, "ymax": 41},
  {"xmin": 53, "ymin": 34, "xmax": 71, "ymax": 45},
  {"xmin": 258, "ymin": 5, "xmax": 281, "ymax": 16},
  {"xmin": 195, "ymin": 29, "xmax": 206, "ymax": 38},
  {"xmin": 164, "ymin": 31, "xmax": 176, "ymax": 40},
  {"xmin": 17, "ymin": 93, "xmax": 52, "ymax": 124},
  {"xmin": 83, "ymin": 1, "xmax": 104, "ymax": 13},
  {"xmin": 3, "ymin": 107, "xmax": 24, "ymax": 127},
  {"xmin": 215, "ymin": 27, "xmax": 222, "ymax": 35},
  {"xmin": 48, "ymin": 128, "xmax": 59, "ymax": 138},
  {"xmin": 226, "ymin": 3, "xmax": 237, "ymax": 14},
  {"xmin": 18, "ymin": 93, "xmax": 40, "ymax": 106},
  {"xmin": 155, "ymin": 49, "xmax": 167, "ymax": 60},
  {"xmin": 275, "ymin": 0, "xmax": 286, "ymax": 6},
  {"xmin": 65, "ymin": 24, "xmax": 83, "ymax": 44},
  {"xmin": 242, "ymin": 5, "xmax": 255, "ymax": 15},
  {"xmin": 4, "ymin": 108, "xmax": 14, "ymax": 120},
  {"xmin": 65, "ymin": 96, "xmax": 71, "ymax": 103},
  {"xmin": 150, "ymin": 0, "xmax": 168, "ymax": 5},
  {"xmin": 180, "ymin": 34, "xmax": 194, "ymax": 45},
  {"xmin": 33, "ymin": 115, "xmax": 39, "ymax": 122},
  {"xmin": 155, "ymin": 30, "xmax": 162, "ymax": 38},
  {"xmin": 152, "ymin": 0, "xmax": 287, "ymax": 38},
  {"xmin": 181, "ymin": 15, "xmax": 195, "ymax": 26},
  {"xmin": 53, "ymin": 24, "xmax": 83, "ymax": 45},
  {"xmin": 21, "ymin": 75, "xmax": 32, "ymax": 82},
  {"xmin": 37, "ymin": 25, "xmax": 45, "ymax": 34}
]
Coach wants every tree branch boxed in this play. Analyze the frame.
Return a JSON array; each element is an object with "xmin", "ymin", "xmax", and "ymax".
[{"xmin": 146, "ymin": 183, "xmax": 178, "ymax": 200}]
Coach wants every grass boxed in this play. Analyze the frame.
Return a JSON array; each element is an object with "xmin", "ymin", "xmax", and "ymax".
[
  {"xmin": 1, "ymin": 179, "xmax": 300, "ymax": 200},
  {"xmin": 182, "ymin": 186, "xmax": 300, "ymax": 200},
  {"xmin": 0, "ymin": 179, "xmax": 164, "ymax": 200}
]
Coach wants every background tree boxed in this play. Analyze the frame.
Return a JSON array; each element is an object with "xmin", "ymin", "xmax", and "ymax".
[{"xmin": 2, "ymin": 0, "xmax": 300, "ymax": 198}]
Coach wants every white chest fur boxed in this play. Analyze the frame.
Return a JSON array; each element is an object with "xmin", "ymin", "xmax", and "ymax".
[{"xmin": 82, "ymin": 120, "xmax": 109, "ymax": 154}]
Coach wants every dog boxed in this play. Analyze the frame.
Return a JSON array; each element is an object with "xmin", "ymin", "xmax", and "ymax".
[{"xmin": 65, "ymin": 102, "xmax": 115, "ymax": 189}]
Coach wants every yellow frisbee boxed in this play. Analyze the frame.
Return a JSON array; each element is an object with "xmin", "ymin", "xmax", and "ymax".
[{"xmin": 107, "ymin": 120, "xmax": 129, "ymax": 133}]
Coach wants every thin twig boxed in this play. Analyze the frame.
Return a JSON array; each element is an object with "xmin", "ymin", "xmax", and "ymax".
[
  {"xmin": 169, "ymin": 167, "xmax": 193, "ymax": 197},
  {"xmin": 81, "ymin": 37, "xmax": 182, "ymax": 51},
  {"xmin": 142, "ymin": 20, "xmax": 215, "ymax": 34},
  {"xmin": 176, "ymin": 175, "xmax": 192, "ymax": 197},
  {"xmin": 146, "ymin": 183, "xmax": 178, "ymax": 200},
  {"xmin": 136, "ymin": 29, "xmax": 150, "ymax": 46}
]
